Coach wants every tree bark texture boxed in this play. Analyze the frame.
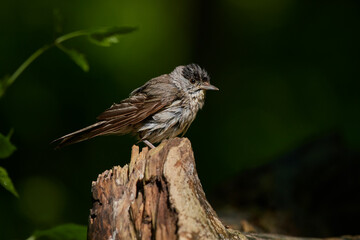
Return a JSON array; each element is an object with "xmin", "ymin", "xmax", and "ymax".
[{"xmin": 87, "ymin": 137, "xmax": 360, "ymax": 240}]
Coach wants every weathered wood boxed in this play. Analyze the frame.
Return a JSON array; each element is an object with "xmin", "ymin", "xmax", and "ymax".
[
  {"xmin": 87, "ymin": 137, "xmax": 360, "ymax": 240},
  {"xmin": 87, "ymin": 138, "xmax": 243, "ymax": 240}
]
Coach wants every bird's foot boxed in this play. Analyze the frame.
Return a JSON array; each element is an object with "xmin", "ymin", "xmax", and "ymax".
[{"xmin": 143, "ymin": 140, "xmax": 155, "ymax": 149}]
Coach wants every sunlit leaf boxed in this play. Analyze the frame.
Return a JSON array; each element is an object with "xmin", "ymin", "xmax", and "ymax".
[
  {"xmin": 0, "ymin": 166, "xmax": 19, "ymax": 197},
  {"xmin": 89, "ymin": 26, "xmax": 137, "ymax": 47},
  {"xmin": 57, "ymin": 45, "xmax": 89, "ymax": 72},
  {"xmin": 27, "ymin": 223, "xmax": 87, "ymax": 240},
  {"xmin": 0, "ymin": 130, "xmax": 16, "ymax": 159}
]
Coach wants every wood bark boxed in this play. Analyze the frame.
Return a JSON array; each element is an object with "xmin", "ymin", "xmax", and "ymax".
[{"xmin": 87, "ymin": 137, "xmax": 360, "ymax": 240}]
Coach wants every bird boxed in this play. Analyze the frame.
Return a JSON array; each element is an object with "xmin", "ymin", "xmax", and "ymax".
[{"xmin": 53, "ymin": 63, "xmax": 219, "ymax": 149}]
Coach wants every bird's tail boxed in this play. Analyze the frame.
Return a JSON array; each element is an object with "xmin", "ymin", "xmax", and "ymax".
[{"xmin": 52, "ymin": 121, "xmax": 109, "ymax": 149}]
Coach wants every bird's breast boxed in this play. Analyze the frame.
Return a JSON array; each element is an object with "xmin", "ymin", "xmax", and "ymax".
[
  {"xmin": 137, "ymin": 90, "xmax": 205, "ymax": 142},
  {"xmin": 178, "ymin": 90, "xmax": 205, "ymax": 125},
  {"xmin": 184, "ymin": 90, "xmax": 205, "ymax": 116}
]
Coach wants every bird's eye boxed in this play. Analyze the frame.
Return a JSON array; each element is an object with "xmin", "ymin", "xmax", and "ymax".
[{"xmin": 190, "ymin": 79, "xmax": 196, "ymax": 84}]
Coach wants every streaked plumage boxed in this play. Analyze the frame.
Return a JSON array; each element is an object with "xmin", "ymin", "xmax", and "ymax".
[{"xmin": 53, "ymin": 64, "xmax": 218, "ymax": 149}]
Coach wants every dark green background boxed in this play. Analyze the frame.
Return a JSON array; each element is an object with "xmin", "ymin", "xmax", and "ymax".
[{"xmin": 1, "ymin": 0, "xmax": 359, "ymax": 239}]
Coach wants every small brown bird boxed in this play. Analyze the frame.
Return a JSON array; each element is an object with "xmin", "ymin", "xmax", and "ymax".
[{"xmin": 53, "ymin": 64, "xmax": 218, "ymax": 149}]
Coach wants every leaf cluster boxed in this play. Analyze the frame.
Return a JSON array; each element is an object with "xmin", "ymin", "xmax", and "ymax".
[{"xmin": 0, "ymin": 26, "xmax": 137, "ymax": 98}]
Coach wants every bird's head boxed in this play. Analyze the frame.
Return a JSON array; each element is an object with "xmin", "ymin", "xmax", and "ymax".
[{"xmin": 171, "ymin": 64, "xmax": 219, "ymax": 94}]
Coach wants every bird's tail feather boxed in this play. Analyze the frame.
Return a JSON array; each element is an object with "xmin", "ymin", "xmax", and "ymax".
[{"xmin": 52, "ymin": 121, "xmax": 110, "ymax": 148}]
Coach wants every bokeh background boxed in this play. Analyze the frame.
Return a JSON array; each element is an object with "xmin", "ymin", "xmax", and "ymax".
[{"xmin": 1, "ymin": 0, "xmax": 360, "ymax": 239}]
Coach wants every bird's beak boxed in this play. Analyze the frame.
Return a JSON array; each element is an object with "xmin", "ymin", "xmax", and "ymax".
[{"xmin": 200, "ymin": 82, "xmax": 219, "ymax": 91}]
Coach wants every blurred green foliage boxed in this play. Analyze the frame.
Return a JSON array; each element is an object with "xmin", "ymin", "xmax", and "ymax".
[
  {"xmin": 0, "ymin": 0, "xmax": 359, "ymax": 239},
  {"xmin": 0, "ymin": 128, "xmax": 18, "ymax": 197},
  {"xmin": 0, "ymin": 166, "xmax": 18, "ymax": 197},
  {"xmin": 0, "ymin": 26, "xmax": 137, "ymax": 97},
  {"xmin": 0, "ymin": 20, "xmax": 136, "ymax": 239},
  {"xmin": 0, "ymin": 130, "xmax": 16, "ymax": 159},
  {"xmin": 27, "ymin": 223, "xmax": 86, "ymax": 240}
]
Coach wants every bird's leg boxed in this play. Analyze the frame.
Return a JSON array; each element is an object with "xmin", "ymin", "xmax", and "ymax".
[{"xmin": 143, "ymin": 139, "xmax": 155, "ymax": 149}]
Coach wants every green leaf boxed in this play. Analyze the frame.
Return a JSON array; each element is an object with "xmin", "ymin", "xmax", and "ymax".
[
  {"xmin": 57, "ymin": 45, "xmax": 89, "ymax": 72},
  {"xmin": 89, "ymin": 26, "xmax": 137, "ymax": 47},
  {"xmin": 27, "ymin": 224, "xmax": 87, "ymax": 240},
  {"xmin": 0, "ymin": 130, "xmax": 16, "ymax": 159},
  {"xmin": 0, "ymin": 166, "xmax": 19, "ymax": 197}
]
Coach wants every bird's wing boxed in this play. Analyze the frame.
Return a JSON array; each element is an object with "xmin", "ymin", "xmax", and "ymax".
[
  {"xmin": 96, "ymin": 75, "xmax": 180, "ymax": 134},
  {"xmin": 52, "ymin": 75, "xmax": 179, "ymax": 148}
]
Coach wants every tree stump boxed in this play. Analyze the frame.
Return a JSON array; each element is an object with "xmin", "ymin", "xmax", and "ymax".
[
  {"xmin": 87, "ymin": 137, "xmax": 360, "ymax": 240},
  {"xmin": 87, "ymin": 138, "xmax": 243, "ymax": 240}
]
